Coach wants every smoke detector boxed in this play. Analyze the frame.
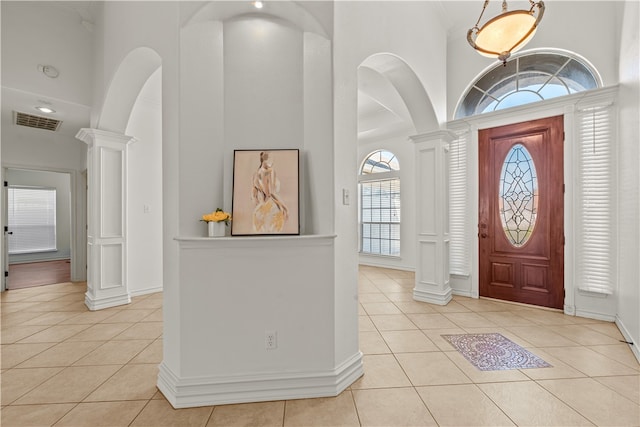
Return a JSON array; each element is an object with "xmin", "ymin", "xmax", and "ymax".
[{"xmin": 37, "ymin": 64, "xmax": 59, "ymax": 78}]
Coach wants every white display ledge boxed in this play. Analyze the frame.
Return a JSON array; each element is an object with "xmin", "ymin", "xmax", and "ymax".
[
  {"xmin": 160, "ymin": 232, "xmax": 362, "ymax": 408},
  {"xmin": 175, "ymin": 233, "xmax": 336, "ymax": 246}
]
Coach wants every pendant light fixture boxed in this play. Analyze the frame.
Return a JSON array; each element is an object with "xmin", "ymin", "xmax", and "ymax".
[{"xmin": 467, "ymin": 0, "xmax": 545, "ymax": 65}]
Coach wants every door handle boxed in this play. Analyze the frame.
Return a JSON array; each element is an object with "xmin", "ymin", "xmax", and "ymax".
[{"xmin": 480, "ymin": 233, "xmax": 488, "ymax": 238}]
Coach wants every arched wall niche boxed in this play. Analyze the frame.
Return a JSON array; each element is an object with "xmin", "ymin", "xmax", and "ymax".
[
  {"xmin": 159, "ymin": 4, "xmax": 360, "ymax": 408},
  {"xmin": 182, "ymin": 1, "xmax": 330, "ymax": 38},
  {"xmin": 97, "ymin": 47, "xmax": 162, "ymax": 134},
  {"xmin": 178, "ymin": 1, "xmax": 333, "ymax": 237}
]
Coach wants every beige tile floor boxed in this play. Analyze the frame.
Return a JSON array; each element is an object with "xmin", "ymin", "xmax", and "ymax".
[{"xmin": 1, "ymin": 266, "xmax": 638, "ymax": 426}]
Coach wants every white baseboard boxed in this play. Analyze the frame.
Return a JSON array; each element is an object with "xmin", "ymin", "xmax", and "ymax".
[
  {"xmin": 157, "ymin": 352, "xmax": 364, "ymax": 408},
  {"xmin": 130, "ymin": 285, "xmax": 163, "ymax": 297},
  {"xmin": 574, "ymin": 308, "xmax": 616, "ymax": 322},
  {"xmin": 615, "ymin": 316, "xmax": 639, "ymax": 363},
  {"xmin": 358, "ymin": 260, "xmax": 415, "ymax": 272},
  {"xmin": 413, "ymin": 286, "xmax": 453, "ymax": 306},
  {"xmin": 451, "ymin": 289, "xmax": 473, "ymax": 298},
  {"xmin": 85, "ymin": 292, "xmax": 131, "ymax": 311}
]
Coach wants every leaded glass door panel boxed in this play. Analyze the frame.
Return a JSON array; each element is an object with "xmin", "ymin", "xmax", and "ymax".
[{"xmin": 479, "ymin": 116, "xmax": 564, "ymax": 309}]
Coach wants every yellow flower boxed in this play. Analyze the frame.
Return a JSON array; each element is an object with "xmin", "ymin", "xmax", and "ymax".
[{"xmin": 201, "ymin": 208, "xmax": 232, "ymax": 225}]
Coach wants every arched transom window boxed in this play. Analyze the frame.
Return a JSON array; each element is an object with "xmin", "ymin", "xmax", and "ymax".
[
  {"xmin": 359, "ymin": 150, "xmax": 400, "ymax": 256},
  {"xmin": 455, "ymin": 50, "xmax": 601, "ymax": 119}
]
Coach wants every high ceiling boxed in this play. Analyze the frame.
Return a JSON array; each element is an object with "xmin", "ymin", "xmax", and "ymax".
[
  {"xmin": 1, "ymin": 1, "xmax": 97, "ymax": 143},
  {"xmin": 0, "ymin": 1, "xmax": 482, "ymax": 145}
]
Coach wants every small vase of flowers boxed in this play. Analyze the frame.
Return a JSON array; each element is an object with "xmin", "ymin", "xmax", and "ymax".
[{"xmin": 201, "ymin": 208, "xmax": 232, "ymax": 237}]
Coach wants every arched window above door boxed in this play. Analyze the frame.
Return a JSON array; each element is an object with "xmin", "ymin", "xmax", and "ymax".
[{"xmin": 455, "ymin": 50, "xmax": 601, "ymax": 119}]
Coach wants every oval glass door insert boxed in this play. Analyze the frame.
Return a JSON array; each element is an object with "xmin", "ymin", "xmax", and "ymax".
[{"xmin": 499, "ymin": 144, "xmax": 538, "ymax": 247}]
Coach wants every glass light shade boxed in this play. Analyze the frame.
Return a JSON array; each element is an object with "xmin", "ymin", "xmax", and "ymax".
[
  {"xmin": 468, "ymin": 1, "xmax": 545, "ymax": 64},
  {"xmin": 475, "ymin": 11, "xmax": 537, "ymax": 58}
]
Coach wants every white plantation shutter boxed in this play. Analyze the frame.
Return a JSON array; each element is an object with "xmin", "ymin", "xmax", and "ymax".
[
  {"xmin": 576, "ymin": 104, "xmax": 615, "ymax": 294},
  {"xmin": 360, "ymin": 178, "xmax": 401, "ymax": 256},
  {"xmin": 8, "ymin": 186, "xmax": 57, "ymax": 254},
  {"xmin": 449, "ymin": 130, "xmax": 469, "ymax": 275}
]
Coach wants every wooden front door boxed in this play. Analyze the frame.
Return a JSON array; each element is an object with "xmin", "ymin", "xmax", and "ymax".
[{"xmin": 479, "ymin": 116, "xmax": 564, "ymax": 309}]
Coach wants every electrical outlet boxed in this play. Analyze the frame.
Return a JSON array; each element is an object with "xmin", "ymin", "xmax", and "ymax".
[{"xmin": 265, "ymin": 331, "xmax": 277, "ymax": 350}]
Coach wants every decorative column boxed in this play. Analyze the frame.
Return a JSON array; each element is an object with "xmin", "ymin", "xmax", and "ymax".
[
  {"xmin": 76, "ymin": 128, "xmax": 137, "ymax": 310},
  {"xmin": 410, "ymin": 131, "xmax": 455, "ymax": 305}
]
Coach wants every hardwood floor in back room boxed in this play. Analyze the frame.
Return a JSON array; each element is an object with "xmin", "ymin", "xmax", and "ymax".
[{"xmin": 7, "ymin": 260, "xmax": 71, "ymax": 290}]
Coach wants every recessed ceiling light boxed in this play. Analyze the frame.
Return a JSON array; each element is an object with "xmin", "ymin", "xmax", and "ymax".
[
  {"xmin": 253, "ymin": 1, "xmax": 264, "ymax": 9},
  {"xmin": 35, "ymin": 106, "xmax": 56, "ymax": 114}
]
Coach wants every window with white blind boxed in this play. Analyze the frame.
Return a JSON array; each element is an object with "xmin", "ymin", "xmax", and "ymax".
[
  {"xmin": 359, "ymin": 150, "xmax": 401, "ymax": 256},
  {"xmin": 8, "ymin": 187, "xmax": 57, "ymax": 254},
  {"xmin": 449, "ymin": 130, "xmax": 469, "ymax": 275},
  {"xmin": 576, "ymin": 104, "xmax": 615, "ymax": 294}
]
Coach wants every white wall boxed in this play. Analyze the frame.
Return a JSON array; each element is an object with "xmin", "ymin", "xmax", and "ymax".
[
  {"xmin": 179, "ymin": 20, "xmax": 225, "ymax": 237},
  {"xmin": 7, "ymin": 168, "xmax": 71, "ymax": 263},
  {"xmin": 125, "ymin": 68, "xmax": 163, "ymax": 296},
  {"xmin": 616, "ymin": 0, "xmax": 640, "ymax": 357},
  {"xmin": 333, "ymin": 0, "xmax": 445, "ymax": 362},
  {"xmin": 2, "ymin": 126, "xmax": 86, "ymax": 172},
  {"xmin": 358, "ymin": 136, "xmax": 416, "ymax": 271}
]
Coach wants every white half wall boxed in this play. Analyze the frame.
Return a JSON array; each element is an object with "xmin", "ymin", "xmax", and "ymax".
[{"xmin": 160, "ymin": 235, "xmax": 363, "ymax": 407}]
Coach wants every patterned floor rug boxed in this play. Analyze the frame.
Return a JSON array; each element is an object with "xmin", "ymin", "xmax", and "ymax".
[{"xmin": 442, "ymin": 333, "xmax": 552, "ymax": 371}]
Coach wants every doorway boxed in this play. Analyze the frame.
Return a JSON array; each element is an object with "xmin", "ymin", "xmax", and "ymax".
[
  {"xmin": 478, "ymin": 116, "xmax": 564, "ymax": 309},
  {"xmin": 4, "ymin": 168, "xmax": 72, "ymax": 290}
]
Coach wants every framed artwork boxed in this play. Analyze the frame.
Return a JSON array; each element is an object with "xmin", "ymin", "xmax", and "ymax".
[{"xmin": 232, "ymin": 149, "xmax": 300, "ymax": 236}]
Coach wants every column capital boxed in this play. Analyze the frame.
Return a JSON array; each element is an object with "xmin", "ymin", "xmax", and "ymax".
[
  {"xmin": 409, "ymin": 130, "xmax": 457, "ymax": 145},
  {"xmin": 76, "ymin": 128, "xmax": 138, "ymax": 147}
]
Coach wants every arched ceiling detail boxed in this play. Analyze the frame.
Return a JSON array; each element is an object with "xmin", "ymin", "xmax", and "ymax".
[
  {"xmin": 358, "ymin": 53, "xmax": 438, "ymax": 141},
  {"xmin": 97, "ymin": 47, "xmax": 162, "ymax": 134}
]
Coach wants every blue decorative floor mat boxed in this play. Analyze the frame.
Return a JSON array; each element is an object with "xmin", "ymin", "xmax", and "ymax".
[{"xmin": 442, "ymin": 333, "xmax": 552, "ymax": 371}]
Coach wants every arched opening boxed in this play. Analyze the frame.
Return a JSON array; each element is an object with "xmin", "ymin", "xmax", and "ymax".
[
  {"xmin": 357, "ymin": 53, "xmax": 437, "ymax": 271},
  {"xmin": 84, "ymin": 47, "xmax": 163, "ymax": 305},
  {"xmin": 97, "ymin": 47, "xmax": 162, "ymax": 134}
]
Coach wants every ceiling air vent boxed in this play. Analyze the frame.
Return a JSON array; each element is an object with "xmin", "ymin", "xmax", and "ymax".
[{"xmin": 14, "ymin": 111, "xmax": 62, "ymax": 132}]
